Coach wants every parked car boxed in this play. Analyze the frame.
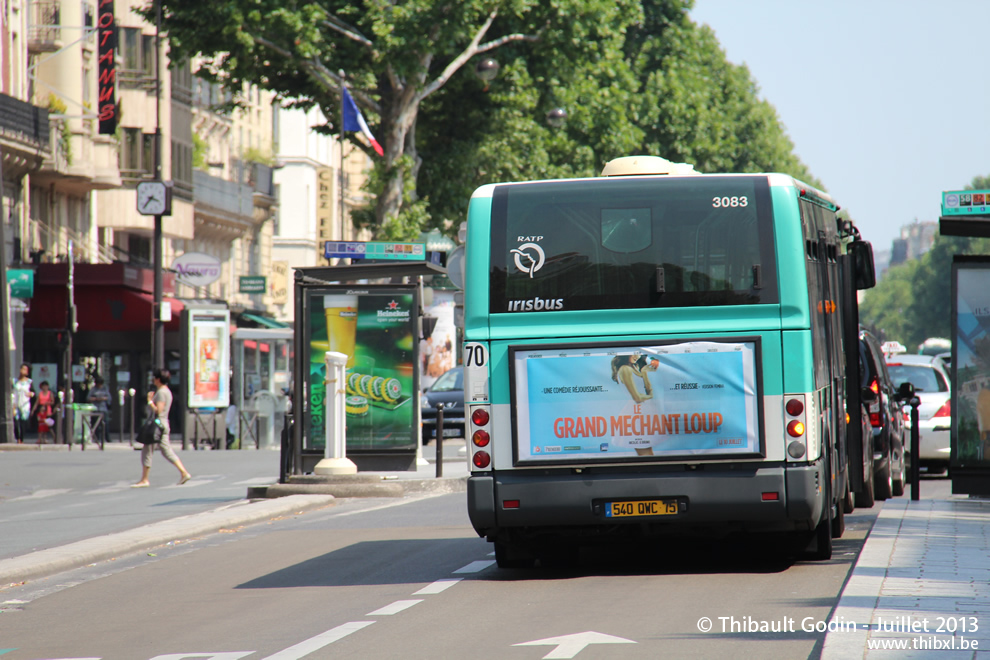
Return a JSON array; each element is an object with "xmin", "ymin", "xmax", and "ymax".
[
  {"xmin": 884, "ymin": 353, "xmax": 952, "ymax": 474},
  {"xmin": 421, "ymin": 367, "xmax": 465, "ymax": 444},
  {"xmin": 858, "ymin": 329, "xmax": 906, "ymax": 503}
]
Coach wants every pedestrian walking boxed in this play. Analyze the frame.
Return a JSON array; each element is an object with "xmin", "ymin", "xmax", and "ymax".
[
  {"xmin": 32, "ymin": 381, "xmax": 56, "ymax": 444},
  {"xmin": 131, "ymin": 369, "xmax": 192, "ymax": 487},
  {"xmin": 12, "ymin": 363, "xmax": 34, "ymax": 443},
  {"xmin": 87, "ymin": 376, "xmax": 112, "ymax": 444}
]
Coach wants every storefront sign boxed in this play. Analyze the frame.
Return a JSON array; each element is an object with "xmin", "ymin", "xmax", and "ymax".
[
  {"xmin": 316, "ymin": 166, "xmax": 334, "ymax": 245},
  {"xmin": 172, "ymin": 252, "xmax": 222, "ymax": 287},
  {"xmin": 97, "ymin": 0, "xmax": 117, "ymax": 135},
  {"xmin": 512, "ymin": 340, "xmax": 761, "ymax": 464},
  {"xmin": 239, "ymin": 276, "xmax": 266, "ymax": 294},
  {"xmin": 7, "ymin": 269, "xmax": 34, "ymax": 298},
  {"xmin": 270, "ymin": 261, "xmax": 288, "ymax": 304}
]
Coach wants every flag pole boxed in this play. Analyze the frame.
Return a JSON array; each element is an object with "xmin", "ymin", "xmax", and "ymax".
[{"xmin": 338, "ymin": 73, "xmax": 346, "ymax": 252}]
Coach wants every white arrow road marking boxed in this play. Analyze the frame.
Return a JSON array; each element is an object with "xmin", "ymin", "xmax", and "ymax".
[
  {"xmin": 259, "ymin": 621, "xmax": 375, "ymax": 660},
  {"xmin": 453, "ymin": 559, "xmax": 496, "ymax": 573},
  {"xmin": 514, "ymin": 632, "xmax": 636, "ymax": 659},
  {"xmin": 413, "ymin": 577, "xmax": 463, "ymax": 595},
  {"xmin": 367, "ymin": 599, "xmax": 423, "ymax": 615},
  {"xmin": 148, "ymin": 654, "xmax": 254, "ymax": 660}
]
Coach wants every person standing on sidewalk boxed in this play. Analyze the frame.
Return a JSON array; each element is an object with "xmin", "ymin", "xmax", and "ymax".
[
  {"xmin": 132, "ymin": 369, "xmax": 192, "ymax": 487},
  {"xmin": 12, "ymin": 363, "xmax": 34, "ymax": 443}
]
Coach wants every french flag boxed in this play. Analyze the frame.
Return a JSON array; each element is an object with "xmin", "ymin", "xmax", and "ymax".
[{"xmin": 342, "ymin": 87, "xmax": 384, "ymax": 157}]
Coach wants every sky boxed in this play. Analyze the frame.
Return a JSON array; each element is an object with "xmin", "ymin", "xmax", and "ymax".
[{"xmin": 688, "ymin": 0, "xmax": 990, "ymax": 252}]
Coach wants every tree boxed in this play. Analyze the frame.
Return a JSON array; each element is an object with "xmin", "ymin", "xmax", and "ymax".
[{"xmin": 155, "ymin": 0, "xmax": 642, "ymax": 237}]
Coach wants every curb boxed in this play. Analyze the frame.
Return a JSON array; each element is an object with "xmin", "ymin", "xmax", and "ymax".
[
  {"xmin": 0, "ymin": 494, "xmax": 336, "ymax": 586},
  {"xmin": 821, "ymin": 498, "xmax": 907, "ymax": 659}
]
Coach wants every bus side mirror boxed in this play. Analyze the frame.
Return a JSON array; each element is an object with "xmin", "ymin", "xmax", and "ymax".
[
  {"xmin": 895, "ymin": 381, "xmax": 915, "ymax": 403},
  {"xmin": 849, "ymin": 240, "xmax": 876, "ymax": 290}
]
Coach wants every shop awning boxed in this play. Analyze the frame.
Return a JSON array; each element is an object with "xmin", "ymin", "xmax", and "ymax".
[
  {"xmin": 240, "ymin": 312, "xmax": 289, "ymax": 329},
  {"xmin": 24, "ymin": 286, "xmax": 183, "ymax": 332}
]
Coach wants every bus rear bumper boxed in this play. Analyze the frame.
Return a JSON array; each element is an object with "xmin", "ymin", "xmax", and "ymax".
[{"xmin": 467, "ymin": 462, "xmax": 825, "ymax": 539}]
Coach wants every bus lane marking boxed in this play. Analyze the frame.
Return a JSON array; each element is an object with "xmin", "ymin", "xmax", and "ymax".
[
  {"xmin": 367, "ymin": 599, "xmax": 423, "ymax": 615},
  {"xmin": 453, "ymin": 560, "xmax": 496, "ymax": 573},
  {"xmin": 258, "ymin": 621, "xmax": 376, "ymax": 660},
  {"xmin": 413, "ymin": 577, "xmax": 463, "ymax": 594}
]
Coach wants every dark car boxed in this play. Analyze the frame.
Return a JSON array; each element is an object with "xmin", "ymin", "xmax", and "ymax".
[
  {"xmin": 857, "ymin": 329, "xmax": 906, "ymax": 504},
  {"xmin": 421, "ymin": 367, "xmax": 465, "ymax": 444}
]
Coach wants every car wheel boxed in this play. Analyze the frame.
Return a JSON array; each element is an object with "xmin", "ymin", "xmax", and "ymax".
[
  {"xmin": 875, "ymin": 449, "xmax": 894, "ymax": 501},
  {"xmin": 892, "ymin": 447, "xmax": 905, "ymax": 497},
  {"xmin": 843, "ymin": 479, "xmax": 855, "ymax": 514},
  {"xmin": 856, "ymin": 460, "xmax": 875, "ymax": 508}
]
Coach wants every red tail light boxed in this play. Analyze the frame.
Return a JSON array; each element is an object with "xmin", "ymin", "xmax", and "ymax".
[
  {"xmin": 787, "ymin": 420, "xmax": 805, "ymax": 437},
  {"xmin": 869, "ymin": 412, "xmax": 882, "ymax": 428},
  {"xmin": 934, "ymin": 400, "xmax": 951, "ymax": 418},
  {"xmin": 870, "ymin": 379, "xmax": 879, "ymax": 395},
  {"xmin": 785, "ymin": 399, "xmax": 804, "ymax": 416},
  {"xmin": 471, "ymin": 409, "xmax": 490, "ymax": 426},
  {"xmin": 473, "ymin": 451, "xmax": 491, "ymax": 468},
  {"xmin": 472, "ymin": 430, "xmax": 490, "ymax": 447}
]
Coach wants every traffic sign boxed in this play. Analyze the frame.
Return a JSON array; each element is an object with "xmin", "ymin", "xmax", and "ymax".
[{"xmin": 323, "ymin": 241, "xmax": 426, "ymax": 261}]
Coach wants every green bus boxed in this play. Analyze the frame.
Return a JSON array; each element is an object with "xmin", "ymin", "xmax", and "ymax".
[{"xmin": 462, "ymin": 156, "xmax": 876, "ymax": 567}]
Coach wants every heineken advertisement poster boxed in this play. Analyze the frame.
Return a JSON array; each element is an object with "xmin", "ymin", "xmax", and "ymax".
[
  {"xmin": 512, "ymin": 340, "xmax": 761, "ymax": 464},
  {"xmin": 952, "ymin": 259, "xmax": 990, "ymax": 467},
  {"xmin": 306, "ymin": 286, "xmax": 417, "ymax": 452}
]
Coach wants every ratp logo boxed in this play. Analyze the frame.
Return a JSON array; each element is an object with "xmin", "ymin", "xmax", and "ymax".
[{"xmin": 511, "ymin": 243, "xmax": 545, "ymax": 278}]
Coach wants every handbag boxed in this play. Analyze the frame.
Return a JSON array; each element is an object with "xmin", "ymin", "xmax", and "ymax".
[{"xmin": 137, "ymin": 416, "xmax": 165, "ymax": 445}]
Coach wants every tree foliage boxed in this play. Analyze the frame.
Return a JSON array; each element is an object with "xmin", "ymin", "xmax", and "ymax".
[
  {"xmin": 154, "ymin": 0, "xmax": 820, "ymax": 239},
  {"xmin": 860, "ymin": 174, "xmax": 990, "ymax": 349}
]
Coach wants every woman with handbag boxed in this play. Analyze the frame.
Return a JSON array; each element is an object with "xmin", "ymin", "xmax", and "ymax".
[{"xmin": 132, "ymin": 368, "xmax": 192, "ymax": 487}]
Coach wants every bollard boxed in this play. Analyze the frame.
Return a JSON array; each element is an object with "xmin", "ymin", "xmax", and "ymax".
[
  {"xmin": 436, "ymin": 402, "xmax": 445, "ymax": 478},
  {"xmin": 910, "ymin": 396, "xmax": 921, "ymax": 501},
  {"xmin": 128, "ymin": 388, "xmax": 136, "ymax": 446},
  {"xmin": 314, "ymin": 351, "xmax": 357, "ymax": 475},
  {"xmin": 118, "ymin": 390, "xmax": 126, "ymax": 444}
]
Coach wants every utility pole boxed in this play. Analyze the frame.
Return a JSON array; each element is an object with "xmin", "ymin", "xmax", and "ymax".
[
  {"xmin": 0, "ymin": 153, "xmax": 13, "ymax": 443},
  {"xmin": 152, "ymin": 0, "xmax": 164, "ymax": 369}
]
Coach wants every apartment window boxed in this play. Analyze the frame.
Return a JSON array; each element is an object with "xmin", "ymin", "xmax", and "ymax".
[
  {"xmin": 120, "ymin": 28, "xmax": 155, "ymax": 76},
  {"xmin": 121, "ymin": 128, "xmax": 156, "ymax": 176}
]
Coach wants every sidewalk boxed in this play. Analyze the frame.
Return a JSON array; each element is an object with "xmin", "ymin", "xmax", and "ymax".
[
  {"xmin": 823, "ymin": 494, "xmax": 990, "ymax": 659},
  {"xmin": 0, "ymin": 440, "xmax": 468, "ymax": 586}
]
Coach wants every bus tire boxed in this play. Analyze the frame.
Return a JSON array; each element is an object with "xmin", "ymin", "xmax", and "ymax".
[
  {"xmin": 856, "ymin": 465, "xmax": 875, "ymax": 508},
  {"xmin": 874, "ymin": 451, "xmax": 893, "ymax": 501},
  {"xmin": 494, "ymin": 541, "xmax": 536, "ymax": 569},
  {"xmin": 843, "ymin": 480, "xmax": 855, "ymax": 514},
  {"xmin": 892, "ymin": 452, "xmax": 905, "ymax": 497},
  {"xmin": 831, "ymin": 497, "xmax": 845, "ymax": 538}
]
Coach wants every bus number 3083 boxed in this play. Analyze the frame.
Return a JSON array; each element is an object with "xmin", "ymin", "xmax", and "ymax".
[{"xmin": 712, "ymin": 196, "xmax": 748, "ymax": 208}]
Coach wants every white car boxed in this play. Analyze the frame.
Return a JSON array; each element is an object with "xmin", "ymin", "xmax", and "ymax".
[{"xmin": 884, "ymin": 353, "xmax": 952, "ymax": 473}]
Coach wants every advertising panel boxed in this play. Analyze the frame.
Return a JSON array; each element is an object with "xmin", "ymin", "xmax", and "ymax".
[
  {"xmin": 187, "ymin": 309, "xmax": 230, "ymax": 408},
  {"xmin": 420, "ymin": 289, "xmax": 457, "ymax": 389},
  {"xmin": 512, "ymin": 340, "xmax": 761, "ymax": 464},
  {"xmin": 951, "ymin": 258, "xmax": 990, "ymax": 470},
  {"xmin": 306, "ymin": 286, "xmax": 416, "ymax": 452}
]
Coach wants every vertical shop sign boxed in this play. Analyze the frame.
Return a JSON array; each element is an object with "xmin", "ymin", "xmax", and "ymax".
[
  {"xmin": 316, "ymin": 167, "xmax": 335, "ymax": 247},
  {"xmin": 306, "ymin": 286, "xmax": 417, "ymax": 452},
  {"xmin": 187, "ymin": 309, "xmax": 231, "ymax": 408},
  {"xmin": 97, "ymin": 0, "xmax": 117, "ymax": 135}
]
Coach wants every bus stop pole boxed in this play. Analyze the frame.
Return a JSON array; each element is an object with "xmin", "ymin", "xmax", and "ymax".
[
  {"xmin": 910, "ymin": 396, "xmax": 921, "ymax": 501},
  {"xmin": 314, "ymin": 351, "xmax": 357, "ymax": 475}
]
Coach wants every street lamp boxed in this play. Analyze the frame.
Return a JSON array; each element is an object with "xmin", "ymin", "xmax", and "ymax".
[
  {"xmin": 475, "ymin": 58, "xmax": 499, "ymax": 91},
  {"xmin": 546, "ymin": 107, "xmax": 568, "ymax": 128}
]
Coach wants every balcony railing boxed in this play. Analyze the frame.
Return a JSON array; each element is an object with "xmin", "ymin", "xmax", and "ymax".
[
  {"xmin": 194, "ymin": 170, "xmax": 254, "ymax": 219},
  {"xmin": 28, "ymin": 0, "xmax": 62, "ymax": 52},
  {"xmin": 0, "ymin": 93, "xmax": 50, "ymax": 149}
]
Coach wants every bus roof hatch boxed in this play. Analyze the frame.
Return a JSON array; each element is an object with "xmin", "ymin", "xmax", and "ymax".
[{"xmin": 601, "ymin": 155, "xmax": 698, "ymax": 177}]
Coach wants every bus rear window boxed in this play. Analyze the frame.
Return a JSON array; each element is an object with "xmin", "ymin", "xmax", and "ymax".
[{"xmin": 489, "ymin": 176, "xmax": 777, "ymax": 313}]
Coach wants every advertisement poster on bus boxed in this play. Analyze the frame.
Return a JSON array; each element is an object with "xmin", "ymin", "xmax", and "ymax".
[
  {"xmin": 187, "ymin": 308, "xmax": 230, "ymax": 408},
  {"xmin": 306, "ymin": 286, "xmax": 417, "ymax": 452},
  {"xmin": 512, "ymin": 340, "xmax": 760, "ymax": 463},
  {"xmin": 951, "ymin": 258, "xmax": 990, "ymax": 471},
  {"xmin": 420, "ymin": 289, "xmax": 457, "ymax": 390}
]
